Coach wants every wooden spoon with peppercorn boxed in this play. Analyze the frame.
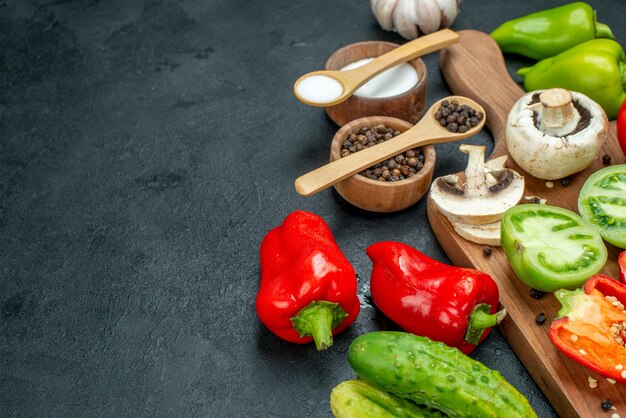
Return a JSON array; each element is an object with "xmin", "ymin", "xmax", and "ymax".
[
  {"xmin": 295, "ymin": 96, "xmax": 485, "ymax": 196},
  {"xmin": 293, "ymin": 29, "xmax": 459, "ymax": 107}
]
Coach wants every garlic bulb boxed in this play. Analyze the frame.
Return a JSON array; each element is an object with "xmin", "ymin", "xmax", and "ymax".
[{"xmin": 371, "ymin": 0, "xmax": 461, "ymax": 40}]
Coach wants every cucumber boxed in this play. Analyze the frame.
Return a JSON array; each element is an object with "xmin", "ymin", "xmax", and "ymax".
[
  {"xmin": 348, "ymin": 332, "xmax": 537, "ymax": 418},
  {"xmin": 330, "ymin": 380, "xmax": 445, "ymax": 418}
]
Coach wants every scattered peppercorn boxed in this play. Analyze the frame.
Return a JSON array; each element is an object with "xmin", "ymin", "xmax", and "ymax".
[
  {"xmin": 434, "ymin": 100, "xmax": 483, "ymax": 133},
  {"xmin": 601, "ymin": 400, "xmax": 614, "ymax": 411},
  {"xmin": 482, "ymin": 246, "xmax": 493, "ymax": 257},
  {"xmin": 535, "ymin": 312, "xmax": 546, "ymax": 325},
  {"xmin": 340, "ymin": 124, "xmax": 425, "ymax": 182},
  {"xmin": 602, "ymin": 154, "xmax": 612, "ymax": 165},
  {"xmin": 530, "ymin": 288, "xmax": 545, "ymax": 300},
  {"xmin": 560, "ymin": 178, "xmax": 570, "ymax": 187}
]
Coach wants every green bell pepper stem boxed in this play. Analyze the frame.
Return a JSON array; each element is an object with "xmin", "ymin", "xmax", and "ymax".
[
  {"xmin": 464, "ymin": 303, "xmax": 507, "ymax": 345},
  {"xmin": 595, "ymin": 21, "xmax": 614, "ymax": 39},
  {"xmin": 290, "ymin": 300, "xmax": 348, "ymax": 351}
]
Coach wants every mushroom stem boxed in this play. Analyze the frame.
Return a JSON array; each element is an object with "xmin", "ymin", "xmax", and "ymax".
[
  {"xmin": 460, "ymin": 145, "xmax": 489, "ymax": 197},
  {"xmin": 539, "ymin": 88, "xmax": 575, "ymax": 132}
]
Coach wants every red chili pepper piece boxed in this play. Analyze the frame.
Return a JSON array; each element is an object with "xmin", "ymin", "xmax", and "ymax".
[
  {"xmin": 366, "ymin": 241, "xmax": 505, "ymax": 354},
  {"xmin": 550, "ymin": 275, "xmax": 626, "ymax": 384},
  {"xmin": 256, "ymin": 211, "xmax": 359, "ymax": 350},
  {"xmin": 619, "ymin": 251, "xmax": 626, "ymax": 284}
]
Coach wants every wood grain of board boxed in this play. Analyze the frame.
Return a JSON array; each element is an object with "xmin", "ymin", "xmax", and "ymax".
[{"xmin": 431, "ymin": 30, "xmax": 626, "ymax": 418}]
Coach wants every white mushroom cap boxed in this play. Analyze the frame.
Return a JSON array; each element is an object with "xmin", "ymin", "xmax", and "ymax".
[
  {"xmin": 505, "ymin": 89, "xmax": 608, "ymax": 181},
  {"xmin": 430, "ymin": 145, "xmax": 525, "ymax": 225}
]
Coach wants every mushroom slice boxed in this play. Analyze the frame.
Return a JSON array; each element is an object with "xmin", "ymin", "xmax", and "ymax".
[
  {"xmin": 430, "ymin": 144, "xmax": 525, "ymax": 225},
  {"xmin": 505, "ymin": 88, "xmax": 608, "ymax": 180},
  {"xmin": 452, "ymin": 220, "xmax": 502, "ymax": 246}
]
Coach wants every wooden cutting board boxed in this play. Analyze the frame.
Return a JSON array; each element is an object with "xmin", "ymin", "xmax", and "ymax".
[{"xmin": 430, "ymin": 30, "xmax": 626, "ymax": 418}]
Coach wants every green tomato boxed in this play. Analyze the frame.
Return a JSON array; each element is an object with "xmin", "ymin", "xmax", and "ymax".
[
  {"xmin": 501, "ymin": 204, "xmax": 607, "ymax": 292},
  {"xmin": 578, "ymin": 165, "xmax": 626, "ymax": 249}
]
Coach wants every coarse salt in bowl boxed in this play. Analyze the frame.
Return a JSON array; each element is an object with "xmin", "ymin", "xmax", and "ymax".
[{"xmin": 325, "ymin": 41, "xmax": 428, "ymax": 126}]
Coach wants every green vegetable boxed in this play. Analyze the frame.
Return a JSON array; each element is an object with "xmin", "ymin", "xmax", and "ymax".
[
  {"xmin": 330, "ymin": 380, "xmax": 445, "ymax": 418},
  {"xmin": 578, "ymin": 164, "xmax": 626, "ymax": 249},
  {"xmin": 517, "ymin": 39, "xmax": 626, "ymax": 119},
  {"xmin": 500, "ymin": 204, "xmax": 607, "ymax": 292},
  {"xmin": 490, "ymin": 2, "xmax": 614, "ymax": 60},
  {"xmin": 348, "ymin": 331, "xmax": 537, "ymax": 418}
]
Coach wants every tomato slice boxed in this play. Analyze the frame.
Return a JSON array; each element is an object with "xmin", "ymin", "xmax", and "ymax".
[
  {"xmin": 501, "ymin": 204, "xmax": 608, "ymax": 292},
  {"xmin": 578, "ymin": 165, "xmax": 626, "ymax": 249}
]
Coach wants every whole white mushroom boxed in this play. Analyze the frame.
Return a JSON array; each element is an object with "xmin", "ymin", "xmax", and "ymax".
[{"xmin": 505, "ymin": 89, "xmax": 609, "ymax": 181}]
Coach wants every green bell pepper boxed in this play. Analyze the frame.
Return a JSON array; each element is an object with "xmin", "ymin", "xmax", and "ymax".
[
  {"xmin": 491, "ymin": 2, "xmax": 614, "ymax": 60},
  {"xmin": 517, "ymin": 39, "xmax": 626, "ymax": 120}
]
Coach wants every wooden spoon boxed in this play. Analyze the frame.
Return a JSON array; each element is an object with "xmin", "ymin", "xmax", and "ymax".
[
  {"xmin": 294, "ymin": 96, "xmax": 486, "ymax": 196},
  {"xmin": 293, "ymin": 29, "xmax": 459, "ymax": 107}
]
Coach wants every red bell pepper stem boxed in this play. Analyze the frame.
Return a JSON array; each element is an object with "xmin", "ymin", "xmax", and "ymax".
[
  {"xmin": 619, "ymin": 251, "xmax": 626, "ymax": 284},
  {"xmin": 465, "ymin": 304, "xmax": 508, "ymax": 345},
  {"xmin": 291, "ymin": 301, "xmax": 348, "ymax": 351},
  {"xmin": 553, "ymin": 288, "xmax": 583, "ymax": 318}
]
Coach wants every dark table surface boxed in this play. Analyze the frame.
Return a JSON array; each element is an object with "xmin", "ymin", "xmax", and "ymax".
[{"xmin": 2, "ymin": 0, "xmax": 624, "ymax": 416}]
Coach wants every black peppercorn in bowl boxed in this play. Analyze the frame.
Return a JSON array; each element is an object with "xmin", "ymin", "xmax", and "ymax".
[
  {"xmin": 330, "ymin": 116, "xmax": 436, "ymax": 212},
  {"xmin": 324, "ymin": 41, "xmax": 428, "ymax": 126}
]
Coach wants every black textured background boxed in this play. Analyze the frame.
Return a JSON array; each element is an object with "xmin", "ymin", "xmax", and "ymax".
[{"xmin": 1, "ymin": 0, "xmax": 624, "ymax": 416}]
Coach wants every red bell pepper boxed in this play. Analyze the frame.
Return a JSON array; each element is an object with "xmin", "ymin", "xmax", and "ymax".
[
  {"xmin": 367, "ymin": 241, "xmax": 506, "ymax": 354},
  {"xmin": 256, "ymin": 211, "xmax": 359, "ymax": 350},
  {"xmin": 617, "ymin": 251, "xmax": 626, "ymax": 284},
  {"xmin": 550, "ymin": 275, "xmax": 626, "ymax": 384},
  {"xmin": 618, "ymin": 98, "xmax": 626, "ymax": 157}
]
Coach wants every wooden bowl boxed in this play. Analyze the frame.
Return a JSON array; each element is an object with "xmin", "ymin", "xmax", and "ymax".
[
  {"xmin": 324, "ymin": 41, "xmax": 428, "ymax": 126},
  {"xmin": 330, "ymin": 116, "xmax": 436, "ymax": 212}
]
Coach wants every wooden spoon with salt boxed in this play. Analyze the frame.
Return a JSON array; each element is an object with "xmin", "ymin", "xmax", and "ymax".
[{"xmin": 293, "ymin": 29, "xmax": 459, "ymax": 107}]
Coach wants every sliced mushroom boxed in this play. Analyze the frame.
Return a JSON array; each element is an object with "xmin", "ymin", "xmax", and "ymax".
[
  {"xmin": 452, "ymin": 219, "xmax": 502, "ymax": 246},
  {"xmin": 505, "ymin": 88, "xmax": 608, "ymax": 180},
  {"xmin": 430, "ymin": 144, "xmax": 525, "ymax": 225}
]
